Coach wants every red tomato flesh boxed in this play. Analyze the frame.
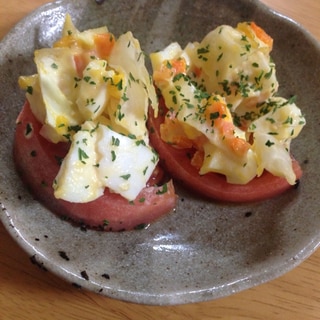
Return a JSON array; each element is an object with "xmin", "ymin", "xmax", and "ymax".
[
  {"xmin": 147, "ymin": 99, "xmax": 302, "ymax": 203},
  {"xmin": 13, "ymin": 102, "xmax": 177, "ymax": 231}
]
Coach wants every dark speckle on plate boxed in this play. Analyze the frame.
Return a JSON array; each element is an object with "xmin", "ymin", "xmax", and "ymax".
[
  {"xmin": 80, "ymin": 270, "xmax": 89, "ymax": 281},
  {"xmin": 245, "ymin": 211, "xmax": 253, "ymax": 218},
  {"xmin": 101, "ymin": 273, "xmax": 110, "ymax": 280},
  {"xmin": 30, "ymin": 255, "xmax": 47, "ymax": 271},
  {"xmin": 58, "ymin": 251, "xmax": 70, "ymax": 261}
]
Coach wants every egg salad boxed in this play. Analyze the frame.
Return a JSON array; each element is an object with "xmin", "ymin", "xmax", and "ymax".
[
  {"xmin": 150, "ymin": 22, "xmax": 306, "ymax": 185},
  {"xmin": 19, "ymin": 14, "xmax": 159, "ymax": 202}
]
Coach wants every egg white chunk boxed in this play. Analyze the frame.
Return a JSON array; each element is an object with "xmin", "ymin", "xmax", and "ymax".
[
  {"xmin": 96, "ymin": 124, "xmax": 158, "ymax": 201},
  {"xmin": 53, "ymin": 122, "xmax": 103, "ymax": 202},
  {"xmin": 54, "ymin": 122, "xmax": 158, "ymax": 202}
]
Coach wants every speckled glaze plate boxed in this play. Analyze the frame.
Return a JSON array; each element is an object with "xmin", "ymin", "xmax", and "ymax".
[{"xmin": 1, "ymin": 0, "xmax": 320, "ymax": 306}]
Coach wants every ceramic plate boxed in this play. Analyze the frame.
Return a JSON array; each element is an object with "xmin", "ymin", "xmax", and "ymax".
[{"xmin": 1, "ymin": 0, "xmax": 320, "ymax": 306}]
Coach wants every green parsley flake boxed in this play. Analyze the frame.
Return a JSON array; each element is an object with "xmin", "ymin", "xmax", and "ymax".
[
  {"xmin": 111, "ymin": 136, "xmax": 120, "ymax": 146},
  {"xmin": 78, "ymin": 148, "xmax": 89, "ymax": 164},
  {"xmin": 26, "ymin": 86, "xmax": 33, "ymax": 95},
  {"xmin": 111, "ymin": 150, "xmax": 116, "ymax": 161},
  {"xmin": 156, "ymin": 183, "xmax": 168, "ymax": 195},
  {"xmin": 265, "ymin": 140, "xmax": 275, "ymax": 147},
  {"xmin": 120, "ymin": 174, "xmax": 131, "ymax": 180}
]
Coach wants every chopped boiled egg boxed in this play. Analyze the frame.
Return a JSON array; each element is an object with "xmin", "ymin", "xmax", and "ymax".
[
  {"xmin": 249, "ymin": 97, "xmax": 306, "ymax": 183},
  {"xmin": 108, "ymin": 31, "xmax": 158, "ymax": 139},
  {"xmin": 76, "ymin": 59, "xmax": 111, "ymax": 120},
  {"xmin": 20, "ymin": 47, "xmax": 83, "ymax": 143},
  {"xmin": 53, "ymin": 121, "xmax": 103, "ymax": 202},
  {"xmin": 150, "ymin": 22, "xmax": 306, "ymax": 185},
  {"xmin": 19, "ymin": 14, "xmax": 158, "ymax": 202},
  {"xmin": 183, "ymin": 22, "xmax": 279, "ymax": 112},
  {"xmin": 35, "ymin": 48, "xmax": 84, "ymax": 142},
  {"xmin": 53, "ymin": 122, "xmax": 158, "ymax": 202},
  {"xmin": 97, "ymin": 124, "xmax": 158, "ymax": 200}
]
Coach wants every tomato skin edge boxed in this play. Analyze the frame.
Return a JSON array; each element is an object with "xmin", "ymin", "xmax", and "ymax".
[
  {"xmin": 13, "ymin": 101, "xmax": 177, "ymax": 231},
  {"xmin": 147, "ymin": 101, "xmax": 302, "ymax": 203}
]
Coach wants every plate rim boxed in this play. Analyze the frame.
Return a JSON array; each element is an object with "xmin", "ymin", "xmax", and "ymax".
[{"xmin": 1, "ymin": 0, "xmax": 320, "ymax": 305}]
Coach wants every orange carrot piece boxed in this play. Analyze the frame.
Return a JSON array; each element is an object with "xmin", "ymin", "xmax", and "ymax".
[
  {"xmin": 73, "ymin": 53, "xmax": 87, "ymax": 76},
  {"xmin": 205, "ymin": 99, "xmax": 228, "ymax": 128},
  {"xmin": 153, "ymin": 58, "xmax": 187, "ymax": 82},
  {"xmin": 94, "ymin": 33, "xmax": 115, "ymax": 59},
  {"xmin": 230, "ymin": 137, "xmax": 250, "ymax": 155},
  {"xmin": 249, "ymin": 22, "xmax": 273, "ymax": 49},
  {"xmin": 171, "ymin": 58, "xmax": 187, "ymax": 74},
  {"xmin": 205, "ymin": 99, "xmax": 250, "ymax": 156},
  {"xmin": 192, "ymin": 66, "xmax": 202, "ymax": 78}
]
